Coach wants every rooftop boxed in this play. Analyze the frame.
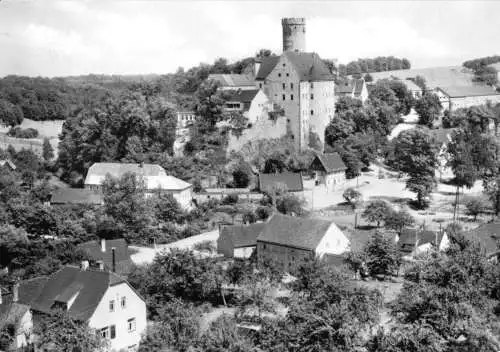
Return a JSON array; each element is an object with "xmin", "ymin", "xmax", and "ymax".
[
  {"xmin": 257, "ymin": 213, "xmax": 339, "ymax": 251},
  {"xmin": 258, "ymin": 172, "xmax": 303, "ymax": 192},
  {"xmin": 310, "ymin": 152, "xmax": 347, "ymax": 173},
  {"xmin": 225, "ymin": 89, "xmax": 260, "ymax": 104},
  {"xmin": 50, "ymin": 188, "xmax": 103, "ymax": 205},
  {"xmin": 437, "ymin": 85, "xmax": 500, "ymax": 98},
  {"xmin": 18, "ymin": 266, "xmax": 129, "ymax": 321},
  {"xmin": 77, "ymin": 238, "xmax": 132, "ymax": 274},
  {"xmin": 208, "ymin": 74, "xmax": 256, "ymax": 87},
  {"xmin": 85, "ymin": 162, "xmax": 192, "ymax": 190},
  {"xmin": 220, "ymin": 223, "xmax": 266, "ymax": 248}
]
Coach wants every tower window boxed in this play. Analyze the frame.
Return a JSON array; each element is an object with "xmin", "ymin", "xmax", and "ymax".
[
  {"xmin": 286, "ymin": 73, "xmax": 290, "ymax": 77},
  {"xmin": 259, "ymin": 83, "xmax": 262, "ymax": 88},
  {"xmin": 291, "ymin": 83, "xmax": 294, "ymax": 89},
  {"xmin": 282, "ymin": 83, "xmax": 286, "ymax": 90},
  {"xmin": 291, "ymin": 94, "xmax": 294, "ymax": 100},
  {"xmin": 310, "ymin": 110, "xmax": 314, "ymax": 115},
  {"xmin": 282, "ymin": 94, "xmax": 286, "ymax": 101},
  {"xmin": 278, "ymin": 73, "xmax": 281, "ymax": 77},
  {"xmin": 310, "ymin": 82, "xmax": 314, "ymax": 88},
  {"xmin": 311, "ymin": 94, "xmax": 314, "ymax": 100},
  {"xmin": 283, "ymin": 63, "xmax": 286, "ymax": 67}
]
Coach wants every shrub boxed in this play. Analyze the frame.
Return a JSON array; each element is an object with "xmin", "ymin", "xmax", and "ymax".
[
  {"xmin": 465, "ymin": 197, "xmax": 487, "ymax": 221},
  {"xmin": 255, "ymin": 206, "xmax": 273, "ymax": 221},
  {"xmin": 7, "ymin": 127, "xmax": 39, "ymax": 139},
  {"xmin": 222, "ymin": 194, "xmax": 239, "ymax": 205}
]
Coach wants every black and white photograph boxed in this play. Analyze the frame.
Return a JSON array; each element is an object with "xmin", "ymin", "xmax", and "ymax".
[{"xmin": 0, "ymin": 0, "xmax": 500, "ymax": 351}]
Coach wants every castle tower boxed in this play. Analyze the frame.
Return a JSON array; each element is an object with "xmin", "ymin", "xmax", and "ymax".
[{"xmin": 282, "ymin": 18, "xmax": 306, "ymax": 52}]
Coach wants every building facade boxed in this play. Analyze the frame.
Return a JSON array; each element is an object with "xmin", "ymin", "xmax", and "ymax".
[
  {"xmin": 255, "ymin": 18, "xmax": 335, "ymax": 150},
  {"xmin": 435, "ymin": 86, "xmax": 500, "ymax": 112},
  {"xmin": 309, "ymin": 152, "xmax": 347, "ymax": 191}
]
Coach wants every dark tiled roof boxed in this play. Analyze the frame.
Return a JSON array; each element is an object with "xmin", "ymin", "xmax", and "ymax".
[
  {"xmin": 20, "ymin": 266, "xmax": 126, "ymax": 321},
  {"xmin": 258, "ymin": 172, "xmax": 303, "ymax": 192},
  {"xmin": 399, "ymin": 229, "xmax": 443, "ymax": 250},
  {"xmin": 77, "ymin": 239, "xmax": 132, "ymax": 274},
  {"xmin": 256, "ymin": 56, "xmax": 280, "ymax": 80},
  {"xmin": 466, "ymin": 223, "xmax": 500, "ymax": 255},
  {"xmin": 310, "ymin": 153, "xmax": 346, "ymax": 173},
  {"xmin": 208, "ymin": 74, "xmax": 255, "ymax": 87},
  {"xmin": 226, "ymin": 89, "xmax": 260, "ymax": 104},
  {"xmin": 257, "ymin": 214, "xmax": 337, "ymax": 250},
  {"xmin": 220, "ymin": 223, "xmax": 266, "ymax": 248},
  {"xmin": 438, "ymin": 85, "xmax": 500, "ymax": 98},
  {"xmin": 284, "ymin": 52, "xmax": 334, "ymax": 81},
  {"xmin": 336, "ymin": 82, "xmax": 354, "ymax": 94},
  {"xmin": 18, "ymin": 277, "xmax": 48, "ymax": 306},
  {"xmin": 50, "ymin": 188, "xmax": 103, "ymax": 205}
]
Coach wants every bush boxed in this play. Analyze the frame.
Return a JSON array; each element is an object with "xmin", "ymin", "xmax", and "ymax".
[
  {"xmin": 222, "ymin": 194, "xmax": 239, "ymax": 205},
  {"xmin": 465, "ymin": 197, "xmax": 487, "ymax": 221},
  {"xmin": 7, "ymin": 127, "xmax": 39, "ymax": 139},
  {"xmin": 255, "ymin": 206, "xmax": 273, "ymax": 221},
  {"xmin": 193, "ymin": 240, "xmax": 216, "ymax": 253}
]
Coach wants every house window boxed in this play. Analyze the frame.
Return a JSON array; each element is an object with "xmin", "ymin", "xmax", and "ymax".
[
  {"xmin": 100, "ymin": 327, "xmax": 110, "ymax": 339},
  {"xmin": 110, "ymin": 325, "xmax": 116, "ymax": 339},
  {"xmin": 282, "ymin": 94, "xmax": 286, "ymax": 101},
  {"xmin": 121, "ymin": 296, "xmax": 127, "ymax": 309},
  {"xmin": 278, "ymin": 73, "xmax": 281, "ymax": 77},
  {"xmin": 128, "ymin": 318, "xmax": 136, "ymax": 332},
  {"xmin": 310, "ymin": 110, "xmax": 314, "ymax": 115},
  {"xmin": 109, "ymin": 300, "xmax": 115, "ymax": 312},
  {"xmin": 283, "ymin": 63, "xmax": 286, "ymax": 67},
  {"xmin": 311, "ymin": 94, "xmax": 314, "ymax": 100},
  {"xmin": 286, "ymin": 73, "xmax": 290, "ymax": 77},
  {"xmin": 290, "ymin": 83, "xmax": 294, "ymax": 90},
  {"xmin": 310, "ymin": 82, "xmax": 314, "ymax": 88},
  {"xmin": 291, "ymin": 94, "xmax": 294, "ymax": 100},
  {"xmin": 259, "ymin": 83, "xmax": 262, "ymax": 88},
  {"xmin": 282, "ymin": 83, "xmax": 286, "ymax": 90}
]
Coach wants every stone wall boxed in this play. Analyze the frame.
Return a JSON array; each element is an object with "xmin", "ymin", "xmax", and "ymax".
[{"xmin": 226, "ymin": 115, "xmax": 288, "ymax": 155}]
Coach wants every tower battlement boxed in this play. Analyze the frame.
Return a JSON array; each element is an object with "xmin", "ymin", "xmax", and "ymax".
[{"xmin": 282, "ymin": 17, "xmax": 306, "ymax": 52}]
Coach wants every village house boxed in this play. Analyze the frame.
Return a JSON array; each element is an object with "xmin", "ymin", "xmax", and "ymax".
[
  {"xmin": 256, "ymin": 214, "xmax": 350, "ymax": 272},
  {"xmin": 223, "ymin": 88, "xmax": 274, "ymax": 125},
  {"xmin": 335, "ymin": 79, "xmax": 368, "ymax": 103},
  {"xmin": 403, "ymin": 79, "xmax": 423, "ymax": 99},
  {"xmin": 466, "ymin": 222, "xmax": 500, "ymax": 261},
  {"xmin": 78, "ymin": 238, "xmax": 133, "ymax": 275},
  {"xmin": 397, "ymin": 228, "xmax": 449, "ymax": 256},
  {"xmin": 50, "ymin": 188, "xmax": 104, "ymax": 206},
  {"xmin": 217, "ymin": 222, "xmax": 266, "ymax": 258},
  {"xmin": 0, "ymin": 285, "xmax": 33, "ymax": 350},
  {"xmin": 255, "ymin": 18, "xmax": 335, "ymax": 150},
  {"xmin": 429, "ymin": 128, "xmax": 456, "ymax": 180},
  {"xmin": 16, "ymin": 264, "xmax": 147, "ymax": 352},
  {"xmin": 84, "ymin": 162, "xmax": 193, "ymax": 209},
  {"xmin": 434, "ymin": 85, "xmax": 500, "ymax": 112},
  {"xmin": 309, "ymin": 152, "xmax": 347, "ymax": 191},
  {"xmin": 258, "ymin": 172, "xmax": 304, "ymax": 193},
  {"xmin": 208, "ymin": 74, "xmax": 257, "ymax": 91},
  {"xmin": 0, "ymin": 159, "xmax": 16, "ymax": 172}
]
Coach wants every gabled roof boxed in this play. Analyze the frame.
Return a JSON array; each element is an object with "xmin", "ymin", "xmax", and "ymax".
[
  {"xmin": 284, "ymin": 52, "xmax": 334, "ymax": 81},
  {"xmin": 50, "ymin": 188, "xmax": 103, "ymax": 205},
  {"xmin": 208, "ymin": 74, "xmax": 256, "ymax": 87},
  {"xmin": 256, "ymin": 52, "xmax": 334, "ymax": 82},
  {"xmin": 437, "ymin": 85, "xmax": 500, "ymax": 98},
  {"xmin": 399, "ymin": 229, "xmax": 443, "ymax": 249},
  {"xmin": 258, "ymin": 172, "xmax": 303, "ymax": 192},
  {"xmin": 257, "ymin": 213, "xmax": 338, "ymax": 251},
  {"xmin": 77, "ymin": 239, "xmax": 132, "ymax": 274},
  {"xmin": 311, "ymin": 153, "xmax": 347, "ymax": 173},
  {"xmin": 18, "ymin": 266, "xmax": 130, "ymax": 321},
  {"xmin": 225, "ymin": 89, "xmax": 260, "ymax": 104},
  {"xmin": 220, "ymin": 223, "xmax": 266, "ymax": 248},
  {"xmin": 85, "ymin": 163, "xmax": 192, "ymax": 191},
  {"xmin": 256, "ymin": 56, "xmax": 280, "ymax": 80},
  {"xmin": 466, "ymin": 222, "xmax": 500, "ymax": 255},
  {"xmin": 336, "ymin": 81, "xmax": 354, "ymax": 94}
]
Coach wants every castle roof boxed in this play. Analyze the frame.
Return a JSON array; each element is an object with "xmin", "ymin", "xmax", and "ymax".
[{"xmin": 256, "ymin": 52, "xmax": 334, "ymax": 82}]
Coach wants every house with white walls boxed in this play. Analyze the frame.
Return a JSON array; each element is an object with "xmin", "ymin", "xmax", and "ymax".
[{"xmin": 18, "ymin": 265, "xmax": 147, "ymax": 352}]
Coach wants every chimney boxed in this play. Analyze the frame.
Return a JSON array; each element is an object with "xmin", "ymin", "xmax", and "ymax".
[
  {"xmin": 111, "ymin": 247, "xmax": 116, "ymax": 273},
  {"xmin": 80, "ymin": 260, "xmax": 89, "ymax": 271},
  {"xmin": 101, "ymin": 238, "xmax": 106, "ymax": 253},
  {"xmin": 13, "ymin": 283, "xmax": 19, "ymax": 303},
  {"xmin": 97, "ymin": 260, "xmax": 104, "ymax": 271}
]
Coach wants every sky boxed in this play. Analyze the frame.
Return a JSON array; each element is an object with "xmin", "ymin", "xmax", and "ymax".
[{"xmin": 0, "ymin": 0, "xmax": 498, "ymax": 77}]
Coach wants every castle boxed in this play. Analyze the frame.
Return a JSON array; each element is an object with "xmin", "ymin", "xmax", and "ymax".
[
  {"xmin": 254, "ymin": 18, "xmax": 336, "ymax": 150},
  {"xmin": 209, "ymin": 18, "xmax": 336, "ymax": 153}
]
